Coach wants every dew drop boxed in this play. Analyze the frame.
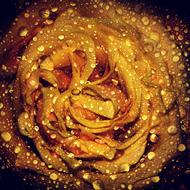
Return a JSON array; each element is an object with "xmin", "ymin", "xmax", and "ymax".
[
  {"xmin": 178, "ymin": 35, "xmax": 183, "ymax": 41},
  {"xmin": 24, "ymin": 13, "xmax": 30, "ymax": 18},
  {"xmin": 147, "ymin": 151, "xmax": 155, "ymax": 160},
  {"xmin": 51, "ymin": 7, "xmax": 58, "ymax": 12},
  {"xmin": 152, "ymin": 176, "xmax": 160, "ymax": 183},
  {"xmin": 142, "ymin": 115, "xmax": 148, "ymax": 120},
  {"xmin": 92, "ymin": 180, "xmax": 104, "ymax": 190},
  {"xmin": 83, "ymin": 173, "xmax": 90, "ymax": 180},
  {"xmin": 58, "ymin": 35, "xmax": 64, "ymax": 40},
  {"xmin": 18, "ymin": 27, "xmax": 28, "ymax": 37},
  {"xmin": 141, "ymin": 16, "xmax": 150, "ymax": 26},
  {"xmin": 121, "ymin": 184, "xmax": 126, "ymax": 189},
  {"xmin": 167, "ymin": 125, "xmax": 177, "ymax": 135},
  {"xmin": 43, "ymin": 19, "xmax": 54, "ymax": 25},
  {"xmin": 1, "ymin": 132, "xmax": 12, "ymax": 142},
  {"xmin": 105, "ymin": 5, "xmax": 110, "ymax": 10},
  {"xmin": 172, "ymin": 55, "xmax": 180, "ymax": 62},
  {"xmin": 144, "ymin": 93, "xmax": 151, "ymax": 100},
  {"xmin": 0, "ymin": 111, "xmax": 5, "ymax": 116},
  {"xmin": 120, "ymin": 163, "xmax": 130, "ymax": 172},
  {"xmin": 177, "ymin": 144, "xmax": 186, "ymax": 152},
  {"xmin": 131, "ymin": 17, "xmax": 137, "ymax": 22},
  {"xmin": 33, "ymin": 160, "xmax": 38, "ymax": 165},
  {"xmin": 128, "ymin": 184, "xmax": 133, "ymax": 190},
  {"xmin": 149, "ymin": 133, "xmax": 159, "ymax": 143},
  {"xmin": 50, "ymin": 173, "xmax": 58, "ymax": 180},
  {"xmin": 116, "ymin": 8, "xmax": 123, "ymax": 15},
  {"xmin": 50, "ymin": 134, "xmax": 56, "ymax": 139},
  {"xmin": 0, "ymin": 103, "xmax": 3, "ymax": 109},
  {"xmin": 91, "ymin": 63, "xmax": 96, "ymax": 68},
  {"xmin": 37, "ymin": 45, "xmax": 45, "ymax": 52},
  {"xmin": 110, "ymin": 174, "xmax": 117, "ymax": 180},
  {"xmin": 14, "ymin": 146, "xmax": 21, "ymax": 154},
  {"xmin": 184, "ymin": 97, "xmax": 190, "ymax": 102},
  {"xmin": 150, "ymin": 32, "xmax": 160, "ymax": 42},
  {"xmin": 39, "ymin": 9, "xmax": 50, "ymax": 19},
  {"xmin": 33, "ymin": 36, "xmax": 38, "ymax": 42}
]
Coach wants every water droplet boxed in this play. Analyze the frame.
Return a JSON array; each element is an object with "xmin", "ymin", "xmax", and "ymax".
[
  {"xmin": 178, "ymin": 35, "xmax": 183, "ymax": 41},
  {"xmin": 99, "ymin": 107, "xmax": 103, "ymax": 111},
  {"xmin": 161, "ymin": 90, "xmax": 166, "ymax": 95},
  {"xmin": 83, "ymin": 173, "xmax": 90, "ymax": 180},
  {"xmin": 0, "ymin": 111, "xmax": 5, "ymax": 116},
  {"xmin": 150, "ymin": 32, "xmax": 160, "ymax": 42},
  {"xmin": 91, "ymin": 63, "xmax": 96, "ymax": 68},
  {"xmin": 18, "ymin": 27, "xmax": 28, "ymax": 37},
  {"xmin": 51, "ymin": 7, "xmax": 58, "ymax": 12},
  {"xmin": 141, "ymin": 16, "xmax": 150, "ymax": 26},
  {"xmin": 121, "ymin": 184, "xmax": 126, "ymax": 189},
  {"xmin": 174, "ymin": 26, "xmax": 179, "ymax": 31},
  {"xmin": 50, "ymin": 173, "xmax": 58, "ymax": 180},
  {"xmin": 144, "ymin": 93, "xmax": 151, "ymax": 100},
  {"xmin": 58, "ymin": 35, "xmax": 64, "ymax": 40},
  {"xmin": 34, "ymin": 125, "xmax": 39, "ymax": 131},
  {"xmin": 1, "ymin": 132, "xmax": 12, "ymax": 142},
  {"xmin": 184, "ymin": 97, "xmax": 190, "ymax": 102},
  {"xmin": 161, "ymin": 50, "xmax": 167, "ymax": 55},
  {"xmin": 1, "ymin": 65, "xmax": 7, "ymax": 71},
  {"xmin": 149, "ymin": 133, "xmax": 159, "ymax": 143},
  {"xmin": 50, "ymin": 134, "xmax": 56, "ymax": 139},
  {"xmin": 88, "ymin": 47, "xmax": 94, "ymax": 53},
  {"xmin": 142, "ymin": 115, "xmax": 148, "ymax": 120},
  {"xmin": 152, "ymin": 176, "xmax": 160, "ymax": 183},
  {"xmin": 111, "ymin": 79, "xmax": 118, "ymax": 86},
  {"xmin": 39, "ymin": 9, "xmax": 50, "ymax": 19},
  {"xmin": 33, "ymin": 160, "xmax": 38, "ymax": 165},
  {"xmin": 120, "ymin": 163, "xmax": 130, "ymax": 172},
  {"xmin": 33, "ymin": 36, "xmax": 38, "ymax": 41},
  {"xmin": 172, "ymin": 55, "xmax": 180, "ymax": 62},
  {"xmin": 87, "ymin": 24, "xmax": 93, "ymax": 29},
  {"xmin": 92, "ymin": 180, "xmax": 104, "ymax": 190},
  {"xmin": 141, "ymin": 163, "xmax": 145, "ymax": 168},
  {"xmin": 144, "ymin": 43, "xmax": 154, "ymax": 52},
  {"xmin": 0, "ymin": 103, "xmax": 3, "ymax": 109},
  {"xmin": 167, "ymin": 125, "xmax": 177, "ymax": 135},
  {"xmin": 155, "ymin": 52, "xmax": 160, "ymax": 58},
  {"xmin": 184, "ymin": 28, "xmax": 188, "ymax": 33},
  {"xmin": 24, "ymin": 13, "xmax": 30, "ymax": 18},
  {"xmin": 128, "ymin": 184, "xmax": 133, "ymax": 190},
  {"xmin": 70, "ymin": 2, "xmax": 76, "ymax": 7},
  {"xmin": 79, "ymin": 80, "xmax": 85, "ymax": 85},
  {"xmin": 110, "ymin": 174, "xmax": 117, "ymax": 180},
  {"xmin": 43, "ymin": 19, "xmax": 54, "ymax": 25},
  {"xmin": 99, "ymin": 9, "xmax": 104, "ymax": 13},
  {"xmin": 116, "ymin": 8, "xmax": 123, "ymax": 15},
  {"xmin": 147, "ymin": 151, "xmax": 155, "ymax": 160},
  {"xmin": 160, "ymin": 66, "xmax": 165, "ymax": 72},
  {"xmin": 76, "ymin": 180, "xmax": 81, "ymax": 186},
  {"xmin": 37, "ymin": 45, "xmax": 45, "ymax": 52},
  {"xmin": 177, "ymin": 144, "xmax": 186, "ymax": 152},
  {"xmin": 105, "ymin": 5, "xmax": 110, "ymax": 10},
  {"xmin": 131, "ymin": 17, "xmax": 137, "ymax": 22},
  {"xmin": 14, "ymin": 146, "xmax": 21, "ymax": 154}
]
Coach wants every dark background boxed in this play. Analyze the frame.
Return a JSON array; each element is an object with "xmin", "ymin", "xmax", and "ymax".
[{"xmin": 0, "ymin": 0, "xmax": 190, "ymax": 190}]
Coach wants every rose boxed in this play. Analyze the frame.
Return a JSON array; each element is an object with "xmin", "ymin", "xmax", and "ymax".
[{"xmin": 0, "ymin": 0, "xmax": 188, "ymax": 189}]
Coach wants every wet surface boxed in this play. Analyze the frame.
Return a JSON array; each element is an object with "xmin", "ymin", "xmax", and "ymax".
[{"xmin": 0, "ymin": 0, "xmax": 190, "ymax": 190}]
